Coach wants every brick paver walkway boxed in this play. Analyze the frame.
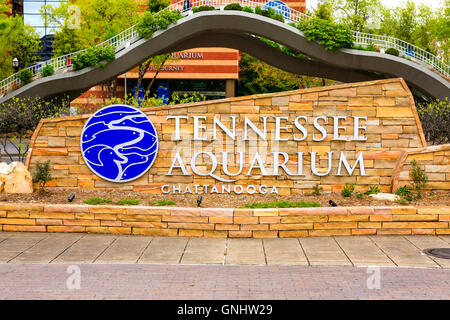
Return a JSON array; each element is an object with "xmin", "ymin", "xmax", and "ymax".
[
  {"xmin": 0, "ymin": 232, "xmax": 449, "ymax": 299},
  {"xmin": 0, "ymin": 264, "xmax": 449, "ymax": 299}
]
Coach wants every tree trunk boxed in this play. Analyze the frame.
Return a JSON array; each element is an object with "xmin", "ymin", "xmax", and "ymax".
[
  {"xmin": 143, "ymin": 54, "xmax": 170, "ymax": 100},
  {"xmin": 134, "ymin": 60, "xmax": 152, "ymax": 101}
]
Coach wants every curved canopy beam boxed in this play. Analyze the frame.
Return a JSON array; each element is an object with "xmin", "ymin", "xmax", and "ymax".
[{"xmin": 0, "ymin": 11, "xmax": 448, "ymax": 104}]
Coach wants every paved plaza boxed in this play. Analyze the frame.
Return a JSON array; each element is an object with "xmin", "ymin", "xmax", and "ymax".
[{"xmin": 0, "ymin": 232, "xmax": 449, "ymax": 299}]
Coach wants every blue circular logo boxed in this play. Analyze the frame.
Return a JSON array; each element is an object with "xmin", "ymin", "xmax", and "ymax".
[{"xmin": 80, "ymin": 104, "xmax": 158, "ymax": 183}]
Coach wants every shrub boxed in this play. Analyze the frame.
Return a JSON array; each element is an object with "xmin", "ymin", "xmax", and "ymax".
[
  {"xmin": 312, "ymin": 185, "xmax": 323, "ymax": 196},
  {"xmin": 243, "ymin": 200, "xmax": 321, "ymax": 208},
  {"xmin": 356, "ymin": 193, "xmax": 364, "ymax": 199},
  {"xmin": 192, "ymin": 5, "xmax": 215, "ymax": 13},
  {"xmin": 364, "ymin": 185, "xmax": 381, "ymax": 195},
  {"xmin": 395, "ymin": 185, "xmax": 411, "ymax": 197},
  {"xmin": 254, "ymin": 6, "xmax": 284, "ymax": 22},
  {"xmin": 409, "ymin": 160, "xmax": 428, "ymax": 190},
  {"xmin": 18, "ymin": 69, "xmax": 33, "ymax": 84},
  {"xmin": 341, "ymin": 182, "xmax": 355, "ymax": 197},
  {"xmin": 83, "ymin": 198, "xmax": 112, "ymax": 205},
  {"xmin": 32, "ymin": 160, "xmax": 52, "ymax": 192},
  {"xmin": 0, "ymin": 97, "xmax": 68, "ymax": 162},
  {"xmin": 117, "ymin": 198, "xmax": 141, "ymax": 205},
  {"xmin": 72, "ymin": 46, "xmax": 115, "ymax": 71},
  {"xmin": 297, "ymin": 18, "xmax": 353, "ymax": 50},
  {"xmin": 417, "ymin": 98, "xmax": 450, "ymax": 145},
  {"xmin": 242, "ymin": 6, "xmax": 254, "ymax": 13},
  {"xmin": 224, "ymin": 3, "xmax": 242, "ymax": 11},
  {"xmin": 385, "ymin": 48, "xmax": 399, "ymax": 56},
  {"xmin": 149, "ymin": 199, "xmax": 176, "ymax": 206},
  {"xmin": 137, "ymin": 10, "xmax": 181, "ymax": 38},
  {"xmin": 42, "ymin": 64, "xmax": 55, "ymax": 77}
]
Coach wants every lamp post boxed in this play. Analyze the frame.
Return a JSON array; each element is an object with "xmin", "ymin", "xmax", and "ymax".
[{"xmin": 12, "ymin": 58, "xmax": 19, "ymax": 73}]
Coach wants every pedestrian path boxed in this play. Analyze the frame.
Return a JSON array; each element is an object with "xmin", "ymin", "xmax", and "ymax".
[{"xmin": 0, "ymin": 232, "xmax": 449, "ymax": 268}]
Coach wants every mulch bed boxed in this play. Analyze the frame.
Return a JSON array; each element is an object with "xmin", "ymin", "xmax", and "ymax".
[{"xmin": 0, "ymin": 189, "xmax": 449, "ymax": 208}]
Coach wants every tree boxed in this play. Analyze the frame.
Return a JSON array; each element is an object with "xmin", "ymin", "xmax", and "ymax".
[
  {"xmin": 0, "ymin": 0, "xmax": 40, "ymax": 79},
  {"xmin": 314, "ymin": 0, "xmax": 335, "ymax": 22},
  {"xmin": 147, "ymin": 0, "xmax": 171, "ymax": 14},
  {"xmin": 334, "ymin": 0, "xmax": 381, "ymax": 32},
  {"xmin": 238, "ymin": 53, "xmax": 337, "ymax": 96}
]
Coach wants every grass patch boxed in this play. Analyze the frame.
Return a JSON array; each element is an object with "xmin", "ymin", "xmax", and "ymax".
[
  {"xmin": 149, "ymin": 199, "xmax": 176, "ymax": 206},
  {"xmin": 83, "ymin": 197, "xmax": 112, "ymax": 205},
  {"xmin": 242, "ymin": 200, "xmax": 321, "ymax": 209},
  {"xmin": 117, "ymin": 198, "xmax": 140, "ymax": 206}
]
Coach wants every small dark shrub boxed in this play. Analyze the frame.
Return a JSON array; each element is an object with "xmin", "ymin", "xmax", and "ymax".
[
  {"xmin": 341, "ymin": 182, "xmax": 355, "ymax": 197},
  {"xmin": 42, "ymin": 64, "xmax": 55, "ymax": 77},
  {"xmin": 410, "ymin": 160, "xmax": 428, "ymax": 190},
  {"xmin": 385, "ymin": 48, "xmax": 399, "ymax": 56},
  {"xmin": 395, "ymin": 185, "xmax": 411, "ymax": 197},
  {"xmin": 312, "ymin": 185, "xmax": 323, "ymax": 196},
  {"xmin": 224, "ymin": 3, "xmax": 242, "ymax": 11},
  {"xmin": 364, "ymin": 185, "xmax": 381, "ymax": 195},
  {"xmin": 33, "ymin": 160, "xmax": 52, "ymax": 192},
  {"xmin": 356, "ymin": 193, "xmax": 364, "ymax": 199},
  {"xmin": 192, "ymin": 5, "xmax": 215, "ymax": 13},
  {"xmin": 18, "ymin": 69, "xmax": 33, "ymax": 84}
]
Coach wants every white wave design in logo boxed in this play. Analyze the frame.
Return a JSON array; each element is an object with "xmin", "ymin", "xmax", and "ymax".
[{"xmin": 80, "ymin": 104, "xmax": 159, "ymax": 183}]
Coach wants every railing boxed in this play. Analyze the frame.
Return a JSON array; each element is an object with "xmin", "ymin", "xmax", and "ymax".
[{"xmin": 0, "ymin": 0, "xmax": 448, "ymax": 98}]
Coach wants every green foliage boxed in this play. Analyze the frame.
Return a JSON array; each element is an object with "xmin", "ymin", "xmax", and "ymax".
[
  {"xmin": 149, "ymin": 199, "xmax": 176, "ymax": 206},
  {"xmin": 243, "ymin": 200, "xmax": 321, "ymax": 209},
  {"xmin": 147, "ymin": 0, "xmax": 170, "ymax": 13},
  {"xmin": 395, "ymin": 185, "xmax": 410, "ymax": 196},
  {"xmin": 117, "ymin": 198, "xmax": 141, "ymax": 205},
  {"xmin": 0, "ymin": 96, "xmax": 68, "ymax": 162},
  {"xmin": 356, "ymin": 193, "xmax": 364, "ymax": 199},
  {"xmin": 242, "ymin": 6, "xmax": 254, "ymax": 13},
  {"xmin": 192, "ymin": 6, "xmax": 216, "ymax": 13},
  {"xmin": 53, "ymin": 25, "xmax": 83, "ymax": 56},
  {"xmin": 385, "ymin": 48, "xmax": 400, "ymax": 56},
  {"xmin": 224, "ymin": 3, "xmax": 242, "ymax": 11},
  {"xmin": 0, "ymin": 12, "xmax": 40, "ymax": 79},
  {"xmin": 32, "ymin": 160, "xmax": 52, "ymax": 192},
  {"xmin": 409, "ymin": 160, "xmax": 428, "ymax": 190},
  {"xmin": 72, "ymin": 46, "xmax": 116, "ymax": 71},
  {"xmin": 42, "ymin": 64, "xmax": 55, "ymax": 77},
  {"xmin": 297, "ymin": 18, "xmax": 354, "ymax": 50},
  {"xmin": 83, "ymin": 198, "xmax": 112, "ymax": 205},
  {"xmin": 313, "ymin": 1, "xmax": 334, "ymax": 21},
  {"xmin": 341, "ymin": 182, "xmax": 355, "ymax": 197},
  {"xmin": 364, "ymin": 185, "xmax": 381, "ymax": 195},
  {"xmin": 312, "ymin": 185, "xmax": 323, "ymax": 196},
  {"xmin": 137, "ymin": 9, "xmax": 181, "ymax": 39},
  {"xmin": 417, "ymin": 98, "xmax": 450, "ymax": 145},
  {"xmin": 18, "ymin": 69, "xmax": 33, "ymax": 84},
  {"xmin": 254, "ymin": 6, "xmax": 284, "ymax": 22},
  {"xmin": 353, "ymin": 44, "xmax": 378, "ymax": 52}
]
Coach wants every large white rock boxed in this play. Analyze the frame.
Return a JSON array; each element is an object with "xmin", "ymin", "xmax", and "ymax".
[
  {"xmin": 0, "ymin": 162, "xmax": 33, "ymax": 194},
  {"xmin": 369, "ymin": 193, "xmax": 400, "ymax": 202}
]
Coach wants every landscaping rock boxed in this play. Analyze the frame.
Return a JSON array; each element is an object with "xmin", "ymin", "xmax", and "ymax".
[
  {"xmin": 369, "ymin": 193, "xmax": 400, "ymax": 202},
  {"xmin": 0, "ymin": 162, "xmax": 33, "ymax": 194}
]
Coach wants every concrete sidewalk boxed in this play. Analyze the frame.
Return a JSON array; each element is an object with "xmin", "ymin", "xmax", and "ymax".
[{"xmin": 0, "ymin": 232, "xmax": 449, "ymax": 268}]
